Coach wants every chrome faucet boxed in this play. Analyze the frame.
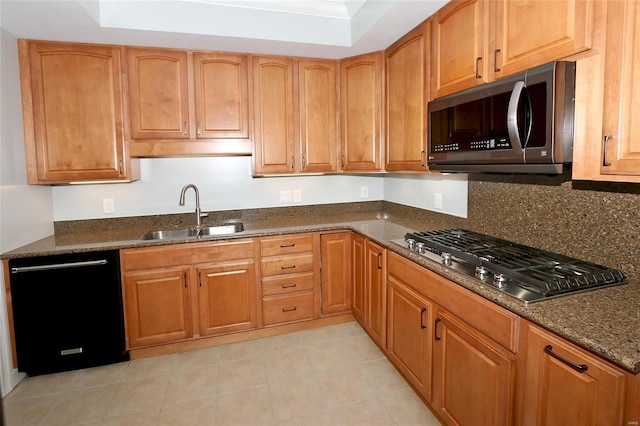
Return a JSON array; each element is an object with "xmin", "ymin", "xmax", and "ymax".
[{"xmin": 179, "ymin": 184, "xmax": 208, "ymax": 227}]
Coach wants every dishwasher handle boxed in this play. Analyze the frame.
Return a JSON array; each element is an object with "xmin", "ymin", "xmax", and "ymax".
[{"xmin": 11, "ymin": 259, "xmax": 108, "ymax": 274}]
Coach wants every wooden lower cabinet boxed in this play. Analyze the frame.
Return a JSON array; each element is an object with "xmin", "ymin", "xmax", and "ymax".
[
  {"xmin": 120, "ymin": 239, "xmax": 257, "ymax": 349},
  {"xmin": 522, "ymin": 323, "xmax": 626, "ymax": 426},
  {"xmin": 123, "ymin": 267, "xmax": 192, "ymax": 348},
  {"xmin": 351, "ymin": 234, "xmax": 366, "ymax": 323},
  {"xmin": 197, "ymin": 261, "xmax": 257, "ymax": 336},
  {"xmin": 363, "ymin": 239, "xmax": 386, "ymax": 346},
  {"xmin": 320, "ymin": 232, "xmax": 352, "ymax": 315},
  {"xmin": 386, "ymin": 275, "xmax": 432, "ymax": 400},
  {"xmin": 432, "ymin": 309, "xmax": 516, "ymax": 426}
]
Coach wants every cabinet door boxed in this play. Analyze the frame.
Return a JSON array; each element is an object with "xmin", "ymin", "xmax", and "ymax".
[
  {"xmin": 197, "ymin": 261, "xmax": 257, "ymax": 336},
  {"xmin": 387, "ymin": 276, "xmax": 432, "ymax": 400},
  {"xmin": 127, "ymin": 48, "xmax": 190, "ymax": 139},
  {"xmin": 298, "ymin": 59, "xmax": 338, "ymax": 173},
  {"xmin": 252, "ymin": 56, "xmax": 296, "ymax": 175},
  {"xmin": 432, "ymin": 309, "xmax": 516, "ymax": 426},
  {"xmin": 193, "ymin": 52, "xmax": 250, "ymax": 139},
  {"xmin": 599, "ymin": 0, "xmax": 640, "ymax": 178},
  {"xmin": 320, "ymin": 233, "xmax": 352, "ymax": 315},
  {"xmin": 386, "ymin": 22, "xmax": 429, "ymax": 171},
  {"xmin": 365, "ymin": 240, "xmax": 386, "ymax": 346},
  {"xmin": 431, "ymin": 0, "xmax": 488, "ymax": 99},
  {"xmin": 340, "ymin": 52, "xmax": 383, "ymax": 171},
  {"xmin": 351, "ymin": 234, "xmax": 366, "ymax": 323},
  {"xmin": 522, "ymin": 324, "xmax": 625, "ymax": 426},
  {"xmin": 493, "ymin": 0, "xmax": 593, "ymax": 79},
  {"xmin": 123, "ymin": 267, "xmax": 192, "ymax": 348},
  {"xmin": 19, "ymin": 41, "xmax": 131, "ymax": 184}
]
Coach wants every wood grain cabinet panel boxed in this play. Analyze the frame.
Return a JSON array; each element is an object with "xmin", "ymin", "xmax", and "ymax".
[
  {"xmin": 340, "ymin": 52, "xmax": 384, "ymax": 171},
  {"xmin": 522, "ymin": 323, "xmax": 626, "ymax": 426},
  {"xmin": 385, "ymin": 21, "xmax": 429, "ymax": 172},
  {"xmin": 320, "ymin": 233, "xmax": 352, "ymax": 316},
  {"xmin": 351, "ymin": 234, "xmax": 366, "ymax": 323},
  {"xmin": 252, "ymin": 56, "xmax": 296, "ymax": 175},
  {"xmin": 364, "ymin": 239, "xmax": 386, "ymax": 346},
  {"xmin": 298, "ymin": 58, "xmax": 339, "ymax": 173},
  {"xmin": 18, "ymin": 40, "xmax": 138, "ymax": 184}
]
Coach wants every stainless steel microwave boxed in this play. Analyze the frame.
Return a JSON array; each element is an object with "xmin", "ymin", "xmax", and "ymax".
[{"xmin": 427, "ymin": 61, "xmax": 576, "ymax": 174}]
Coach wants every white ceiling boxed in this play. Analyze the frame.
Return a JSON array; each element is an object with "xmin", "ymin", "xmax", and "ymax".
[{"xmin": 0, "ymin": 0, "xmax": 447, "ymax": 59}]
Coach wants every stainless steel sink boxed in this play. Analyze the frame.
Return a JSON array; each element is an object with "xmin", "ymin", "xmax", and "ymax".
[{"xmin": 141, "ymin": 223, "xmax": 244, "ymax": 240}]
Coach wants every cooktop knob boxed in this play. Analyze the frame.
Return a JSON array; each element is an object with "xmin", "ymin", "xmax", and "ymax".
[
  {"xmin": 406, "ymin": 239, "xmax": 416, "ymax": 251},
  {"xmin": 441, "ymin": 252, "xmax": 452, "ymax": 266},
  {"xmin": 416, "ymin": 242, "xmax": 426, "ymax": 254},
  {"xmin": 475, "ymin": 266, "xmax": 489, "ymax": 276},
  {"xmin": 493, "ymin": 273, "xmax": 508, "ymax": 289}
]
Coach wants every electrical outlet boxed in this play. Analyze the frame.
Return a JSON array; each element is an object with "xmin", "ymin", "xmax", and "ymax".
[
  {"xmin": 434, "ymin": 193, "xmax": 443, "ymax": 209},
  {"xmin": 280, "ymin": 190, "xmax": 292, "ymax": 202},
  {"xmin": 293, "ymin": 189, "xmax": 302, "ymax": 202},
  {"xmin": 103, "ymin": 198, "xmax": 115, "ymax": 213},
  {"xmin": 360, "ymin": 186, "xmax": 369, "ymax": 198}
]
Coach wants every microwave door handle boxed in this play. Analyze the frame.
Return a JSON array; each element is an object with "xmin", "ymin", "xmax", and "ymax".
[{"xmin": 507, "ymin": 81, "xmax": 526, "ymax": 160}]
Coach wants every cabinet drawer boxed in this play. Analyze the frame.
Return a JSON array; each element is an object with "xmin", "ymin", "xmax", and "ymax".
[
  {"xmin": 262, "ymin": 292, "xmax": 315, "ymax": 326},
  {"xmin": 388, "ymin": 252, "xmax": 519, "ymax": 353},
  {"xmin": 260, "ymin": 234, "xmax": 314, "ymax": 257},
  {"xmin": 262, "ymin": 272, "xmax": 315, "ymax": 296},
  {"xmin": 121, "ymin": 239, "xmax": 255, "ymax": 271},
  {"xmin": 261, "ymin": 253, "xmax": 314, "ymax": 277}
]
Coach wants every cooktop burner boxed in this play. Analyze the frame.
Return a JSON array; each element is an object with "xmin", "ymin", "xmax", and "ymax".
[{"xmin": 392, "ymin": 229, "xmax": 626, "ymax": 304}]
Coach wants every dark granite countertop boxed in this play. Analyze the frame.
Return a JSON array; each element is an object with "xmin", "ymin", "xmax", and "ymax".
[{"xmin": 3, "ymin": 204, "xmax": 639, "ymax": 374}]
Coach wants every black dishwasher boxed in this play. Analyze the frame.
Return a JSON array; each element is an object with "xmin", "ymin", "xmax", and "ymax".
[{"xmin": 9, "ymin": 250, "xmax": 129, "ymax": 376}]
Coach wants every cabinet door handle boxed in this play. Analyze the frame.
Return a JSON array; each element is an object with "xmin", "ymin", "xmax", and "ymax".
[
  {"xmin": 197, "ymin": 271, "xmax": 201, "ymax": 287},
  {"xmin": 301, "ymin": 154, "xmax": 306, "ymax": 169},
  {"xmin": 281, "ymin": 265, "xmax": 296, "ymax": 270},
  {"xmin": 494, "ymin": 49, "xmax": 501, "ymax": 72},
  {"xmin": 291, "ymin": 156, "xmax": 295, "ymax": 170},
  {"xmin": 197, "ymin": 121, "xmax": 202, "ymax": 136},
  {"xmin": 603, "ymin": 135, "xmax": 613, "ymax": 166},
  {"xmin": 543, "ymin": 345, "xmax": 589, "ymax": 373},
  {"xmin": 420, "ymin": 307, "xmax": 427, "ymax": 329},
  {"xmin": 282, "ymin": 306, "xmax": 297, "ymax": 312},
  {"xmin": 434, "ymin": 317, "xmax": 442, "ymax": 340},
  {"xmin": 420, "ymin": 150, "xmax": 426, "ymax": 167},
  {"xmin": 282, "ymin": 283, "xmax": 297, "ymax": 289},
  {"xmin": 341, "ymin": 155, "xmax": 346, "ymax": 169},
  {"xmin": 475, "ymin": 57, "xmax": 482, "ymax": 79},
  {"xmin": 183, "ymin": 121, "xmax": 188, "ymax": 136},
  {"xmin": 376, "ymin": 252, "xmax": 383, "ymax": 270}
]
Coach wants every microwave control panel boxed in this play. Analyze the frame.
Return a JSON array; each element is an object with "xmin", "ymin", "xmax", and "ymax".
[{"xmin": 432, "ymin": 137, "xmax": 511, "ymax": 153}]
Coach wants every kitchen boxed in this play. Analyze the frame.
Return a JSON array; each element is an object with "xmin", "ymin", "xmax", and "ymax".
[{"xmin": 1, "ymin": 0, "xmax": 639, "ymax": 425}]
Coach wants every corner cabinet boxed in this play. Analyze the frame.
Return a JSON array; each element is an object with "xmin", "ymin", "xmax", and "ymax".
[
  {"xmin": 319, "ymin": 232, "xmax": 352, "ymax": 316},
  {"xmin": 385, "ymin": 21, "xmax": 430, "ymax": 172},
  {"xmin": 120, "ymin": 239, "xmax": 257, "ymax": 349},
  {"xmin": 340, "ymin": 52, "xmax": 384, "ymax": 172},
  {"xmin": 353, "ymin": 239, "xmax": 387, "ymax": 347},
  {"xmin": 127, "ymin": 48, "xmax": 252, "ymax": 157},
  {"xmin": 18, "ymin": 40, "xmax": 140, "ymax": 184}
]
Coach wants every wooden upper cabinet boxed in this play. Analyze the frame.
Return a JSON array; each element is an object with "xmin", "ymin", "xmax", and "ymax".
[
  {"xmin": 340, "ymin": 52, "xmax": 384, "ymax": 172},
  {"xmin": 18, "ymin": 40, "xmax": 139, "ymax": 184},
  {"xmin": 385, "ymin": 21, "xmax": 429, "ymax": 172},
  {"xmin": 298, "ymin": 59, "xmax": 339, "ymax": 173},
  {"xmin": 598, "ymin": 0, "xmax": 640, "ymax": 179},
  {"xmin": 193, "ymin": 52, "xmax": 250, "ymax": 139},
  {"xmin": 252, "ymin": 56, "xmax": 296, "ymax": 175},
  {"xmin": 431, "ymin": 0, "xmax": 488, "ymax": 99},
  {"xmin": 127, "ymin": 48, "xmax": 191, "ymax": 139},
  {"xmin": 492, "ymin": 0, "xmax": 594, "ymax": 79}
]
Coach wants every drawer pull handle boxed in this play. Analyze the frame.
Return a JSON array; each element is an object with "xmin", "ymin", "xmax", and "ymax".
[
  {"xmin": 282, "ymin": 307, "xmax": 297, "ymax": 312},
  {"xmin": 281, "ymin": 265, "xmax": 296, "ymax": 270},
  {"xmin": 61, "ymin": 347, "xmax": 83, "ymax": 356},
  {"xmin": 544, "ymin": 345, "xmax": 588, "ymax": 373},
  {"xmin": 280, "ymin": 243, "xmax": 296, "ymax": 248},
  {"xmin": 420, "ymin": 307, "xmax": 427, "ymax": 329},
  {"xmin": 282, "ymin": 283, "xmax": 297, "ymax": 289}
]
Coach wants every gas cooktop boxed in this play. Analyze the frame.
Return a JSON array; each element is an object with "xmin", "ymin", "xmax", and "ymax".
[{"xmin": 392, "ymin": 229, "xmax": 627, "ymax": 304}]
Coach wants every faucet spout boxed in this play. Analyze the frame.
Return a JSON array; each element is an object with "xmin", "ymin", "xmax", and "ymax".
[{"xmin": 179, "ymin": 184, "xmax": 208, "ymax": 227}]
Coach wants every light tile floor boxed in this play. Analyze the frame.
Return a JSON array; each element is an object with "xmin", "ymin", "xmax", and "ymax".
[{"xmin": 3, "ymin": 321, "xmax": 442, "ymax": 426}]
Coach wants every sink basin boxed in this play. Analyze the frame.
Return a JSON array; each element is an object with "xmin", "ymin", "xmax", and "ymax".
[{"xmin": 141, "ymin": 223, "xmax": 244, "ymax": 240}]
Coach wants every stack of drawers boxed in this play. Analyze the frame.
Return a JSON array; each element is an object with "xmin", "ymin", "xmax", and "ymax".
[{"xmin": 260, "ymin": 234, "xmax": 318, "ymax": 326}]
